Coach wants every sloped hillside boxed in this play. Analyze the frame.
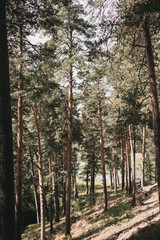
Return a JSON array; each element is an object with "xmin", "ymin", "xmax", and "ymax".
[{"xmin": 22, "ymin": 183, "xmax": 160, "ymax": 240}]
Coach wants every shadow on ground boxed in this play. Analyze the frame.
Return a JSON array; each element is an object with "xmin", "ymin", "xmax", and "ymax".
[{"xmin": 128, "ymin": 220, "xmax": 160, "ymax": 240}]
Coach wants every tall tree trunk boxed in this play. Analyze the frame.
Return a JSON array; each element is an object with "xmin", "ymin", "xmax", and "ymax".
[
  {"xmin": 51, "ymin": 153, "xmax": 59, "ymax": 223},
  {"xmin": 109, "ymin": 163, "xmax": 113, "ymax": 187},
  {"xmin": 141, "ymin": 123, "xmax": 146, "ymax": 189},
  {"xmin": 121, "ymin": 137, "xmax": 125, "ymax": 190},
  {"xmin": 129, "ymin": 125, "xmax": 136, "ymax": 207},
  {"xmin": 15, "ymin": 26, "xmax": 23, "ymax": 240},
  {"xmin": 86, "ymin": 168, "xmax": 89, "ymax": 195},
  {"xmin": 0, "ymin": 1, "xmax": 15, "ymax": 239},
  {"xmin": 49, "ymin": 155, "xmax": 53, "ymax": 232},
  {"xmin": 114, "ymin": 168, "xmax": 117, "ymax": 194},
  {"xmin": 143, "ymin": 19, "xmax": 160, "ymax": 210},
  {"xmin": 90, "ymin": 146, "xmax": 95, "ymax": 197},
  {"xmin": 65, "ymin": 27, "xmax": 73, "ymax": 236},
  {"xmin": 55, "ymin": 155, "xmax": 60, "ymax": 220},
  {"xmin": 125, "ymin": 154, "xmax": 128, "ymax": 192},
  {"xmin": 73, "ymin": 149, "xmax": 78, "ymax": 200},
  {"xmin": 32, "ymin": 104, "xmax": 45, "ymax": 240},
  {"xmin": 62, "ymin": 144, "xmax": 67, "ymax": 215},
  {"xmin": 148, "ymin": 154, "xmax": 152, "ymax": 183},
  {"xmin": 126, "ymin": 132, "xmax": 132, "ymax": 194},
  {"xmin": 29, "ymin": 148, "xmax": 40, "ymax": 224},
  {"xmin": 117, "ymin": 171, "xmax": 120, "ymax": 186},
  {"xmin": 118, "ymin": 107, "xmax": 125, "ymax": 190},
  {"xmin": 98, "ymin": 100, "xmax": 107, "ymax": 211}
]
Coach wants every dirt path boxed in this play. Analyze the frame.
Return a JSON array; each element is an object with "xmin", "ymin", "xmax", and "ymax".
[{"xmin": 89, "ymin": 184, "xmax": 159, "ymax": 240}]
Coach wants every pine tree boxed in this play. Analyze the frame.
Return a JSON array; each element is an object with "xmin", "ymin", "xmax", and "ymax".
[
  {"xmin": 0, "ymin": 1, "xmax": 15, "ymax": 239},
  {"xmin": 117, "ymin": 0, "xmax": 160, "ymax": 210}
]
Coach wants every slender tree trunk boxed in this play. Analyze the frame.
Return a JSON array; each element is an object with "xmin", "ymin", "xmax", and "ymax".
[
  {"xmin": 90, "ymin": 147, "xmax": 95, "ymax": 197},
  {"xmin": 51, "ymin": 154, "xmax": 59, "ymax": 222},
  {"xmin": 143, "ymin": 19, "xmax": 160, "ymax": 210},
  {"xmin": 55, "ymin": 155, "xmax": 60, "ymax": 220},
  {"xmin": 15, "ymin": 26, "xmax": 23, "ymax": 240},
  {"xmin": 29, "ymin": 148, "xmax": 40, "ymax": 224},
  {"xmin": 109, "ymin": 164, "xmax": 113, "ymax": 187},
  {"xmin": 62, "ymin": 144, "xmax": 67, "ymax": 215},
  {"xmin": 98, "ymin": 100, "xmax": 107, "ymax": 211},
  {"xmin": 49, "ymin": 193, "xmax": 53, "ymax": 233},
  {"xmin": 125, "ymin": 154, "xmax": 128, "ymax": 192},
  {"xmin": 114, "ymin": 168, "xmax": 117, "ymax": 194},
  {"xmin": 0, "ymin": 1, "xmax": 15, "ymax": 239},
  {"xmin": 32, "ymin": 104, "xmax": 45, "ymax": 240},
  {"xmin": 73, "ymin": 149, "xmax": 78, "ymax": 200},
  {"xmin": 49, "ymin": 155, "xmax": 53, "ymax": 232},
  {"xmin": 129, "ymin": 125, "xmax": 136, "ymax": 207},
  {"xmin": 86, "ymin": 168, "xmax": 89, "ymax": 195},
  {"xmin": 121, "ymin": 137, "xmax": 125, "ymax": 190},
  {"xmin": 148, "ymin": 154, "xmax": 152, "ymax": 182},
  {"xmin": 65, "ymin": 26, "xmax": 73, "ymax": 236},
  {"xmin": 141, "ymin": 123, "xmax": 146, "ymax": 189},
  {"xmin": 117, "ymin": 171, "xmax": 120, "ymax": 186},
  {"xmin": 126, "ymin": 133, "xmax": 132, "ymax": 194}
]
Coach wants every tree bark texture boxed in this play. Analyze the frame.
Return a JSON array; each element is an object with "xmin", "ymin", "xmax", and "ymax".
[
  {"xmin": 62, "ymin": 144, "xmax": 67, "ymax": 215},
  {"xmin": 65, "ymin": 26, "xmax": 73, "ymax": 235},
  {"xmin": 121, "ymin": 137, "xmax": 125, "ymax": 190},
  {"xmin": 73, "ymin": 149, "xmax": 78, "ymax": 200},
  {"xmin": 15, "ymin": 26, "xmax": 23, "ymax": 240},
  {"xmin": 0, "ymin": 1, "xmax": 15, "ymax": 239},
  {"xmin": 54, "ymin": 155, "xmax": 60, "ymax": 222},
  {"xmin": 98, "ymin": 100, "xmax": 107, "ymax": 211},
  {"xmin": 143, "ymin": 19, "xmax": 160, "ymax": 210},
  {"xmin": 32, "ymin": 104, "xmax": 45, "ymax": 240},
  {"xmin": 125, "ymin": 156, "xmax": 128, "ymax": 192}
]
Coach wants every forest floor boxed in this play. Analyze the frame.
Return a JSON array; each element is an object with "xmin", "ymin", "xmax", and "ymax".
[{"xmin": 22, "ymin": 182, "xmax": 160, "ymax": 240}]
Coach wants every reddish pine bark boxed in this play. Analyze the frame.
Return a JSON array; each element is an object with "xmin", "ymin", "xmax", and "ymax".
[
  {"xmin": 62, "ymin": 144, "xmax": 67, "ymax": 215},
  {"xmin": 121, "ymin": 137, "xmax": 125, "ymax": 190},
  {"xmin": 15, "ymin": 26, "xmax": 23, "ymax": 240},
  {"xmin": 143, "ymin": 18, "xmax": 160, "ymax": 210}
]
